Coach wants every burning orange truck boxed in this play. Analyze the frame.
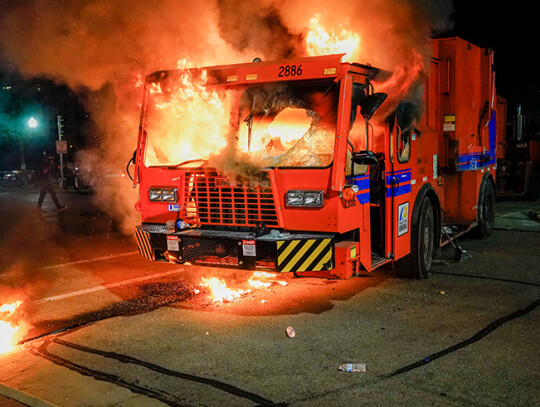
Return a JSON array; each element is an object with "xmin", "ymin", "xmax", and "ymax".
[{"xmin": 131, "ymin": 36, "xmax": 501, "ymax": 279}]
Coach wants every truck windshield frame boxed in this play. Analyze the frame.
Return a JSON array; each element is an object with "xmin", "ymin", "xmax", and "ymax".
[{"xmin": 141, "ymin": 72, "xmax": 339, "ymax": 169}]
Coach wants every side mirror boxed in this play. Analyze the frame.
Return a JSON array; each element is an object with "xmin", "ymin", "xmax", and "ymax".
[
  {"xmin": 360, "ymin": 93, "xmax": 387, "ymax": 121},
  {"xmin": 352, "ymin": 150, "xmax": 379, "ymax": 165}
]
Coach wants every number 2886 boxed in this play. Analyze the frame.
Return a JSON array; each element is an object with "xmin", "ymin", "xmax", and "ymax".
[{"xmin": 278, "ymin": 64, "xmax": 303, "ymax": 77}]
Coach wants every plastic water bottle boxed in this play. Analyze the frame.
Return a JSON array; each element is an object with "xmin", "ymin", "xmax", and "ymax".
[{"xmin": 338, "ymin": 363, "xmax": 366, "ymax": 372}]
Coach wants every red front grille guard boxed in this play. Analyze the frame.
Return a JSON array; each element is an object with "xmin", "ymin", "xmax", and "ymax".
[{"xmin": 184, "ymin": 170, "xmax": 280, "ymax": 228}]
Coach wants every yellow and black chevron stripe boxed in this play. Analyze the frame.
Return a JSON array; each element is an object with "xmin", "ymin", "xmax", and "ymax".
[
  {"xmin": 277, "ymin": 238, "xmax": 333, "ymax": 273},
  {"xmin": 135, "ymin": 227, "xmax": 154, "ymax": 261}
]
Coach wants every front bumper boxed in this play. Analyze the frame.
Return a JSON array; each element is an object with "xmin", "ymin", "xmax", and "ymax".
[{"xmin": 135, "ymin": 224, "xmax": 335, "ymax": 273}]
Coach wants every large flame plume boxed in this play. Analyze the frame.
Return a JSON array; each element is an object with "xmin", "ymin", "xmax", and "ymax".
[
  {"xmin": 143, "ymin": 65, "xmax": 232, "ymax": 167},
  {"xmin": 305, "ymin": 14, "xmax": 361, "ymax": 61}
]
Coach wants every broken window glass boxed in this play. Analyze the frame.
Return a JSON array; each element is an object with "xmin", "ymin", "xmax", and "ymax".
[{"xmin": 238, "ymin": 81, "xmax": 338, "ymax": 168}]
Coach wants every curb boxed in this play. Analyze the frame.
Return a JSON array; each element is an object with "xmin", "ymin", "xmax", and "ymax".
[{"xmin": 0, "ymin": 383, "xmax": 59, "ymax": 407}]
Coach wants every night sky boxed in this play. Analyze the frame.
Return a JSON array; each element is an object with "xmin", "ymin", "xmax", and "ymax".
[{"xmin": 451, "ymin": 1, "xmax": 539, "ymax": 111}]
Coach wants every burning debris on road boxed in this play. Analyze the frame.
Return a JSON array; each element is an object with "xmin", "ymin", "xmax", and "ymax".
[
  {"xmin": 198, "ymin": 271, "xmax": 288, "ymax": 303},
  {"xmin": 0, "ymin": 271, "xmax": 291, "ymax": 353}
]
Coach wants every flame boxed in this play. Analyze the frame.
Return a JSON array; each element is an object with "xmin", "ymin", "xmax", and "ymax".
[
  {"xmin": 306, "ymin": 14, "xmax": 361, "ymax": 62},
  {"xmin": 144, "ymin": 67, "xmax": 231, "ymax": 167},
  {"xmin": 199, "ymin": 272, "xmax": 288, "ymax": 303},
  {"xmin": 247, "ymin": 279, "xmax": 272, "ymax": 289},
  {"xmin": 237, "ymin": 107, "xmax": 312, "ymax": 157},
  {"xmin": 0, "ymin": 302, "xmax": 21, "ymax": 314},
  {"xmin": 200, "ymin": 277, "xmax": 251, "ymax": 303},
  {"xmin": 252, "ymin": 271, "xmax": 276, "ymax": 278},
  {"xmin": 0, "ymin": 301, "xmax": 23, "ymax": 355},
  {"xmin": 251, "ymin": 271, "xmax": 288, "ymax": 287}
]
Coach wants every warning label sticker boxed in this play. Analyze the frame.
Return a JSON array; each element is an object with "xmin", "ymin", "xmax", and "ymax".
[
  {"xmin": 398, "ymin": 202, "xmax": 409, "ymax": 237},
  {"xmin": 444, "ymin": 114, "xmax": 455, "ymax": 122},
  {"xmin": 242, "ymin": 239, "xmax": 256, "ymax": 257},
  {"xmin": 443, "ymin": 114, "xmax": 455, "ymax": 131},
  {"xmin": 167, "ymin": 235, "xmax": 179, "ymax": 251}
]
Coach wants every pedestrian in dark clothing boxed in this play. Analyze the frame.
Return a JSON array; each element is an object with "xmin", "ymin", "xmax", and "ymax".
[{"xmin": 37, "ymin": 156, "xmax": 66, "ymax": 211}]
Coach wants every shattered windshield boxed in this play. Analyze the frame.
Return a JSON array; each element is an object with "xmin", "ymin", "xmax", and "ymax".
[
  {"xmin": 237, "ymin": 82, "xmax": 338, "ymax": 167},
  {"xmin": 142, "ymin": 71, "xmax": 338, "ymax": 168}
]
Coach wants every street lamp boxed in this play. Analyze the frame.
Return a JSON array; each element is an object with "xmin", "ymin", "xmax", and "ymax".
[
  {"xmin": 27, "ymin": 117, "xmax": 38, "ymax": 129},
  {"xmin": 22, "ymin": 116, "xmax": 39, "ymax": 170}
]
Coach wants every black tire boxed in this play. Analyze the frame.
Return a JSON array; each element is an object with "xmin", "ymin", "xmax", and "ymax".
[
  {"xmin": 472, "ymin": 177, "xmax": 495, "ymax": 239},
  {"xmin": 394, "ymin": 197, "xmax": 435, "ymax": 279}
]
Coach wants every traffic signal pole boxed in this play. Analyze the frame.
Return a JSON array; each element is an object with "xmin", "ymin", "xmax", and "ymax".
[{"xmin": 57, "ymin": 115, "xmax": 64, "ymax": 185}]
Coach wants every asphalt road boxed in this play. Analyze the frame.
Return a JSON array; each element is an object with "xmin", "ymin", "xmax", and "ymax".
[{"xmin": 0, "ymin": 187, "xmax": 539, "ymax": 407}]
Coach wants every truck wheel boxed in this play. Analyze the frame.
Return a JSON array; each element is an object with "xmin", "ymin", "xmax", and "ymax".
[
  {"xmin": 394, "ymin": 197, "xmax": 435, "ymax": 279},
  {"xmin": 472, "ymin": 178, "xmax": 495, "ymax": 239}
]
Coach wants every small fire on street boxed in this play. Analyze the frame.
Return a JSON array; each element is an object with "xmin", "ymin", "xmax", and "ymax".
[
  {"xmin": 198, "ymin": 271, "xmax": 288, "ymax": 303},
  {"xmin": 0, "ymin": 300, "xmax": 25, "ymax": 355}
]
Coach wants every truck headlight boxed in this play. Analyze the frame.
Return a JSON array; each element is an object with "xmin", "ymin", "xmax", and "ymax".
[
  {"xmin": 286, "ymin": 191, "xmax": 304, "ymax": 206},
  {"xmin": 286, "ymin": 190, "xmax": 324, "ymax": 207},
  {"xmin": 304, "ymin": 191, "xmax": 323, "ymax": 206},
  {"xmin": 149, "ymin": 187, "xmax": 178, "ymax": 202}
]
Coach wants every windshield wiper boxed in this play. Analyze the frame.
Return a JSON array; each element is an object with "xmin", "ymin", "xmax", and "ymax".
[{"xmin": 244, "ymin": 113, "xmax": 253, "ymax": 151}]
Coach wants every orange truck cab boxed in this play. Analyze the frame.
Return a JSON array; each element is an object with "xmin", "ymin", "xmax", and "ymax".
[{"xmin": 132, "ymin": 37, "xmax": 499, "ymax": 279}]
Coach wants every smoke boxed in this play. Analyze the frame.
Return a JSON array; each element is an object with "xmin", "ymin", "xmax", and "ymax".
[
  {"xmin": 0, "ymin": 0, "xmax": 454, "ymax": 233},
  {"xmin": 0, "ymin": 0, "xmax": 248, "ymax": 235},
  {"xmin": 279, "ymin": 0, "xmax": 454, "ymax": 118},
  {"xmin": 217, "ymin": 0, "xmax": 304, "ymax": 60},
  {"xmin": 0, "ymin": 201, "xmax": 66, "ymax": 317}
]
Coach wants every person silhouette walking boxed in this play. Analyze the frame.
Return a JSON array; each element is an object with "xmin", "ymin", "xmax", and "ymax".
[{"xmin": 37, "ymin": 156, "xmax": 66, "ymax": 211}]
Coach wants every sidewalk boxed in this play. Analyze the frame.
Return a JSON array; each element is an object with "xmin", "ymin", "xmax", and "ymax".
[
  {"xmin": 0, "ymin": 395, "xmax": 27, "ymax": 407},
  {"xmin": 0, "ymin": 384, "xmax": 57, "ymax": 407}
]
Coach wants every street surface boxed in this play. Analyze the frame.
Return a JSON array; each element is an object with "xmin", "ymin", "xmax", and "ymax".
[{"xmin": 0, "ymin": 186, "xmax": 539, "ymax": 406}]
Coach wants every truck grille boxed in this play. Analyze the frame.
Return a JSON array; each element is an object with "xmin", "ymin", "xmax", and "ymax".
[{"xmin": 184, "ymin": 169, "xmax": 279, "ymax": 227}]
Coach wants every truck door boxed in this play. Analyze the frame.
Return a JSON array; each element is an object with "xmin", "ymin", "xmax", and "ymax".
[
  {"xmin": 347, "ymin": 82, "xmax": 389, "ymax": 270},
  {"xmin": 387, "ymin": 110, "xmax": 413, "ymax": 261}
]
